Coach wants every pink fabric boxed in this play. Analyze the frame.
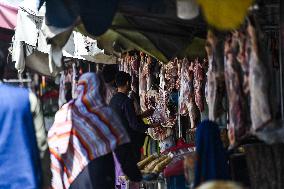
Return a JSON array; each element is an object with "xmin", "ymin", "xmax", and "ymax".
[{"xmin": 0, "ymin": 3, "xmax": 18, "ymax": 30}]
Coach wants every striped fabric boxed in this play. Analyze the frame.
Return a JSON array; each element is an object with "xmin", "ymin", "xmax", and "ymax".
[{"xmin": 48, "ymin": 73, "xmax": 130, "ymax": 189}]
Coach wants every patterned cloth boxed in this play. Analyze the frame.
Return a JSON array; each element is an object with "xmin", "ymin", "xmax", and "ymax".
[{"xmin": 48, "ymin": 73, "xmax": 130, "ymax": 189}]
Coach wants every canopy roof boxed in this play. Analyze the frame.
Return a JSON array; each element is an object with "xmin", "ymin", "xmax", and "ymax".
[
  {"xmin": 79, "ymin": 0, "xmax": 278, "ymax": 62},
  {"xmin": 76, "ymin": 0, "xmax": 208, "ymax": 62}
]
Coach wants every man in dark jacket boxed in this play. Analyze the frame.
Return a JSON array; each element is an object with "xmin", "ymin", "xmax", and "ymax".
[{"xmin": 110, "ymin": 71, "xmax": 159, "ymax": 162}]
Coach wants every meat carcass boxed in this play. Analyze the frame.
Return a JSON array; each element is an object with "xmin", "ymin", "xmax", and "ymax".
[
  {"xmin": 186, "ymin": 100, "xmax": 200, "ymax": 129},
  {"xmin": 146, "ymin": 56, "xmax": 152, "ymax": 91},
  {"xmin": 247, "ymin": 23, "xmax": 272, "ymax": 131},
  {"xmin": 178, "ymin": 59, "xmax": 200, "ymax": 128},
  {"xmin": 131, "ymin": 56, "xmax": 140, "ymax": 78},
  {"xmin": 224, "ymin": 34, "xmax": 249, "ymax": 145},
  {"xmin": 139, "ymin": 53, "xmax": 147, "ymax": 111},
  {"xmin": 179, "ymin": 58, "xmax": 192, "ymax": 115},
  {"xmin": 193, "ymin": 58, "xmax": 206, "ymax": 112},
  {"xmin": 236, "ymin": 31, "xmax": 250, "ymax": 95},
  {"xmin": 165, "ymin": 59, "xmax": 179, "ymax": 91},
  {"xmin": 148, "ymin": 127, "xmax": 173, "ymax": 141},
  {"xmin": 206, "ymin": 31, "xmax": 226, "ymax": 121}
]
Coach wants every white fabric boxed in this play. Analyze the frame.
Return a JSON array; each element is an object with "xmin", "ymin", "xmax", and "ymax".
[
  {"xmin": 74, "ymin": 31, "xmax": 104, "ymax": 57},
  {"xmin": 82, "ymin": 53, "xmax": 117, "ymax": 64},
  {"xmin": 14, "ymin": 41, "xmax": 25, "ymax": 74},
  {"xmin": 14, "ymin": 5, "xmax": 43, "ymax": 47},
  {"xmin": 12, "ymin": 3, "xmax": 116, "ymax": 77}
]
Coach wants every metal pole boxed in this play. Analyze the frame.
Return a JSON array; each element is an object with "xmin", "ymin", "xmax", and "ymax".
[{"xmin": 280, "ymin": 1, "xmax": 284, "ymax": 121}]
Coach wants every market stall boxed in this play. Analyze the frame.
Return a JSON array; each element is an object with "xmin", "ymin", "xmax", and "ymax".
[
  {"xmin": 7, "ymin": 0, "xmax": 284, "ymax": 189},
  {"xmin": 110, "ymin": 1, "xmax": 283, "ymax": 186}
]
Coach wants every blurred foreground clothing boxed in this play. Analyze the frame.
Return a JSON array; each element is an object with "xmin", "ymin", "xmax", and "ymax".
[
  {"xmin": 196, "ymin": 181, "xmax": 244, "ymax": 189},
  {"xmin": 48, "ymin": 73, "xmax": 141, "ymax": 189},
  {"xmin": 194, "ymin": 120, "xmax": 230, "ymax": 187},
  {"xmin": 0, "ymin": 83, "xmax": 51, "ymax": 188}
]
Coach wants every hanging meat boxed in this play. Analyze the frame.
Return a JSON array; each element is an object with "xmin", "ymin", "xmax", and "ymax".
[
  {"xmin": 193, "ymin": 58, "xmax": 206, "ymax": 112},
  {"xmin": 131, "ymin": 55, "xmax": 140, "ymax": 78},
  {"xmin": 146, "ymin": 56, "xmax": 153, "ymax": 91},
  {"xmin": 247, "ymin": 21, "xmax": 272, "ymax": 131},
  {"xmin": 147, "ymin": 127, "xmax": 173, "ymax": 141},
  {"xmin": 179, "ymin": 58, "xmax": 200, "ymax": 128},
  {"xmin": 224, "ymin": 34, "xmax": 249, "ymax": 145},
  {"xmin": 139, "ymin": 52, "xmax": 147, "ymax": 111},
  {"xmin": 236, "ymin": 31, "xmax": 250, "ymax": 95},
  {"xmin": 175, "ymin": 59, "xmax": 182, "ymax": 90},
  {"xmin": 139, "ymin": 54, "xmax": 152, "ymax": 95},
  {"xmin": 206, "ymin": 31, "xmax": 226, "ymax": 121},
  {"xmin": 165, "ymin": 58, "xmax": 179, "ymax": 91},
  {"xmin": 144, "ymin": 89, "xmax": 174, "ymax": 140},
  {"xmin": 179, "ymin": 59, "xmax": 192, "ymax": 115},
  {"xmin": 187, "ymin": 99, "xmax": 200, "ymax": 129},
  {"xmin": 126, "ymin": 54, "xmax": 132, "ymax": 74}
]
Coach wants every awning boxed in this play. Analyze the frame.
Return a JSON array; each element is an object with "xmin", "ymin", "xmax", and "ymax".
[{"xmin": 0, "ymin": 2, "xmax": 18, "ymax": 30}]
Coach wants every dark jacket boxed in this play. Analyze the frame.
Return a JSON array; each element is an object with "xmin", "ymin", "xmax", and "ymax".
[{"xmin": 110, "ymin": 92, "xmax": 147, "ymax": 149}]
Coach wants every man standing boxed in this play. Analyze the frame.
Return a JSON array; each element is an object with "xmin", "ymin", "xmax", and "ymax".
[
  {"xmin": 110, "ymin": 71, "xmax": 159, "ymax": 162},
  {"xmin": 0, "ymin": 52, "xmax": 51, "ymax": 188}
]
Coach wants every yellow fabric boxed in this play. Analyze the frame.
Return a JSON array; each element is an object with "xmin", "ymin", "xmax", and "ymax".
[
  {"xmin": 143, "ymin": 136, "xmax": 149, "ymax": 155},
  {"xmin": 143, "ymin": 118, "xmax": 150, "ymax": 124},
  {"xmin": 197, "ymin": 0, "xmax": 253, "ymax": 30}
]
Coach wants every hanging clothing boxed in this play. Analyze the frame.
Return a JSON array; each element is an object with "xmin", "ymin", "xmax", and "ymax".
[
  {"xmin": 194, "ymin": 120, "xmax": 230, "ymax": 187},
  {"xmin": 48, "ymin": 73, "xmax": 131, "ymax": 189},
  {"xmin": 0, "ymin": 84, "xmax": 42, "ymax": 188}
]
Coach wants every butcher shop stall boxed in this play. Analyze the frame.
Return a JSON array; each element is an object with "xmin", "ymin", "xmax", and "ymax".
[
  {"xmin": 104, "ymin": 0, "xmax": 284, "ymax": 188},
  {"xmin": 7, "ymin": 0, "xmax": 284, "ymax": 188}
]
